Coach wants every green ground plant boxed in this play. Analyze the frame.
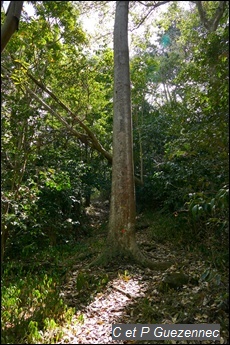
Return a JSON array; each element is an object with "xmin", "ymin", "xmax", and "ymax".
[{"xmin": 1, "ymin": 273, "xmax": 75, "ymax": 344}]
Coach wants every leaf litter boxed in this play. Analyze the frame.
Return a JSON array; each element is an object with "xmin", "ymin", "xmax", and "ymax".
[{"xmin": 56, "ymin": 201, "xmax": 229, "ymax": 344}]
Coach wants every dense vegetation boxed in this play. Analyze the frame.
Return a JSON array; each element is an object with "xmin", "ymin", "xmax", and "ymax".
[{"xmin": 1, "ymin": 1, "xmax": 229, "ymax": 343}]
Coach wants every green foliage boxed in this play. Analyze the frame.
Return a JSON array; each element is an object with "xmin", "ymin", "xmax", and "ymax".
[
  {"xmin": 1, "ymin": 273, "xmax": 74, "ymax": 344},
  {"xmin": 1, "ymin": 1, "xmax": 229, "ymax": 341},
  {"xmin": 144, "ymin": 210, "xmax": 186, "ymax": 245},
  {"xmin": 183, "ymin": 185, "xmax": 229, "ymax": 268},
  {"xmin": 186, "ymin": 185, "xmax": 229, "ymax": 223},
  {"xmin": 1, "ymin": 1, "xmax": 113, "ymax": 257},
  {"xmin": 132, "ymin": 4, "xmax": 228, "ymax": 252},
  {"xmin": 76, "ymin": 271, "xmax": 88, "ymax": 291},
  {"xmin": 138, "ymin": 297, "xmax": 159, "ymax": 323},
  {"xmin": 2, "ymin": 163, "xmax": 89, "ymax": 259},
  {"xmin": 76, "ymin": 271, "xmax": 109, "ymax": 294},
  {"xmin": 1, "ymin": 240, "xmax": 91, "ymax": 343}
]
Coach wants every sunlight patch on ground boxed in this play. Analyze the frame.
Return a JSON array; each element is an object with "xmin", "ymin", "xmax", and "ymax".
[{"xmin": 58, "ymin": 273, "xmax": 149, "ymax": 344}]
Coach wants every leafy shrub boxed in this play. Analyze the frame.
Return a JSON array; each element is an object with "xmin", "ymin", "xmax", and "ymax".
[
  {"xmin": 1, "ymin": 273, "xmax": 74, "ymax": 344},
  {"xmin": 3, "ymin": 167, "xmax": 90, "ymax": 260},
  {"xmin": 178, "ymin": 185, "xmax": 229, "ymax": 268},
  {"xmin": 185, "ymin": 185, "xmax": 229, "ymax": 236}
]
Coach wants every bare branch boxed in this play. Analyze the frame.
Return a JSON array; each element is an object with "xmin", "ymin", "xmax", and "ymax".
[
  {"xmin": 131, "ymin": 1, "xmax": 170, "ymax": 31},
  {"xmin": 136, "ymin": 1, "xmax": 170, "ymax": 8},
  {"xmin": 131, "ymin": 7, "xmax": 156, "ymax": 31}
]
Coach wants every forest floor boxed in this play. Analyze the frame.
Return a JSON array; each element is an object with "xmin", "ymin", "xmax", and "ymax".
[
  {"xmin": 55, "ymin": 200, "xmax": 229, "ymax": 344},
  {"xmin": 1, "ymin": 200, "xmax": 229, "ymax": 344}
]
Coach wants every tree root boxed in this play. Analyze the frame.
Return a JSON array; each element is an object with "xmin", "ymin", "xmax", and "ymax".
[
  {"xmin": 88, "ymin": 247, "xmax": 173, "ymax": 271},
  {"xmin": 132, "ymin": 250, "xmax": 173, "ymax": 270},
  {"xmin": 136, "ymin": 256, "xmax": 173, "ymax": 270}
]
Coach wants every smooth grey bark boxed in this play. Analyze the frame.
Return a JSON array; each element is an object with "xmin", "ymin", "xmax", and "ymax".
[
  {"xmin": 89, "ymin": 1, "xmax": 172, "ymax": 270},
  {"xmin": 106, "ymin": 0, "xmax": 137, "ymax": 257},
  {"xmin": 1, "ymin": 1, "xmax": 24, "ymax": 53}
]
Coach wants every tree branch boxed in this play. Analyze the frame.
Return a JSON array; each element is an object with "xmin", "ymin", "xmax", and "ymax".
[
  {"xmin": 24, "ymin": 85, "xmax": 91, "ymax": 146},
  {"xmin": 25, "ymin": 75, "xmax": 143, "ymax": 185},
  {"xmin": 136, "ymin": 1, "xmax": 170, "ymax": 8},
  {"xmin": 20, "ymin": 66, "xmax": 113, "ymax": 162},
  {"xmin": 3, "ymin": 61, "xmax": 143, "ymax": 186},
  {"xmin": 132, "ymin": 1, "xmax": 170, "ymax": 30},
  {"xmin": 195, "ymin": 1, "xmax": 227, "ymax": 32},
  {"xmin": 212, "ymin": 1, "xmax": 227, "ymax": 31}
]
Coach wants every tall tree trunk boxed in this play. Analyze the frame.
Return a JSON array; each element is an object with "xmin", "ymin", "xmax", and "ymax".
[
  {"xmin": 89, "ymin": 1, "xmax": 172, "ymax": 270},
  {"xmin": 1, "ymin": 1, "xmax": 24, "ymax": 53},
  {"xmin": 106, "ymin": 0, "xmax": 137, "ymax": 260}
]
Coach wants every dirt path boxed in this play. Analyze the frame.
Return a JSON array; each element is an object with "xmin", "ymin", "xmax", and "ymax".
[{"xmin": 56, "ymin": 201, "xmax": 229, "ymax": 344}]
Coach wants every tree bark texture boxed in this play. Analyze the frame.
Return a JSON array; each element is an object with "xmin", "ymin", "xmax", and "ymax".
[
  {"xmin": 1, "ymin": 1, "xmax": 24, "ymax": 53},
  {"xmin": 106, "ymin": 1, "xmax": 138, "ymax": 259},
  {"xmin": 89, "ymin": 1, "xmax": 172, "ymax": 270}
]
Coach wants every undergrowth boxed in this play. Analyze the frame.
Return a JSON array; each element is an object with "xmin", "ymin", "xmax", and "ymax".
[
  {"xmin": 1, "ymin": 207, "xmax": 228, "ymax": 344},
  {"xmin": 1, "ymin": 239, "xmax": 95, "ymax": 344},
  {"xmin": 1, "ymin": 273, "xmax": 74, "ymax": 344},
  {"xmin": 145, "ymin": 207, "xmax": 229, "ymax": 271}
]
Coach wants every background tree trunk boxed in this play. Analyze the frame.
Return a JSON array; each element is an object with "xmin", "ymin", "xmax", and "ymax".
[{"xmin": 1, "ymin": 1, "xmax": 24, "ymax": 53}]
